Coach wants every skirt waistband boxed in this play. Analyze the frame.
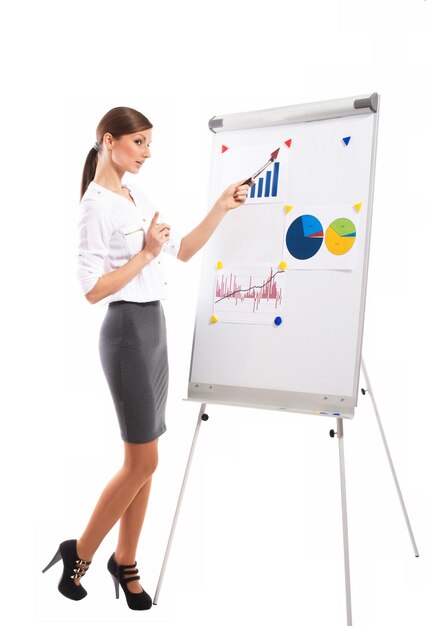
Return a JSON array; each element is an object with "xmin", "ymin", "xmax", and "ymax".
[{"xmin": 108, "ymin": 300, "xmax": 160, "ymax": 307}]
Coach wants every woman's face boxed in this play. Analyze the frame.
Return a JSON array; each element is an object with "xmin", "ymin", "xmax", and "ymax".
[{"xmin": 109, "ymin": 128, "xmax": 152, "ymax": 174}]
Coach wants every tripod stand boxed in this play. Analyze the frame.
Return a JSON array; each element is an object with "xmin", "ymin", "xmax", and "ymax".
[{"xmin": 154, "ymin": 358, "xmax": 418, "ymax": 625}]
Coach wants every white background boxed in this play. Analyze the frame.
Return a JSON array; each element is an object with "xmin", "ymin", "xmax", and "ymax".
[{"xmin": 1, "ymin": 1, "xmax": 425, "ymax": 625}]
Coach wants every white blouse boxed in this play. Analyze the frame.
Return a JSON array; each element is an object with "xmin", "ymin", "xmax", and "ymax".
[{"xmin": 77, "ymin": 180, "xmax": 183, "ymax": 306}]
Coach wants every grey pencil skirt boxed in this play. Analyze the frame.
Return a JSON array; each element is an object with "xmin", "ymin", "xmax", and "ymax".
[{"xmin": 99, "ymin": 300, "xmax": 169, "ymax": 444}]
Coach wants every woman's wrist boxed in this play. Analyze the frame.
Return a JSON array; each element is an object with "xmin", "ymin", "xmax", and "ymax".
[
  {"xmin": 212, "ymin": 199, "xmax": 228, "ymax": 214},
  {"xmin": 139, "ymin": 248, "xmax": 155, "ymax": 263}
]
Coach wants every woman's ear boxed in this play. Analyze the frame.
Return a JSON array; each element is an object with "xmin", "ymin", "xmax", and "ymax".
[{"xmin": 103, "ymin": 132, "xmax": 114, "ymax": 150}]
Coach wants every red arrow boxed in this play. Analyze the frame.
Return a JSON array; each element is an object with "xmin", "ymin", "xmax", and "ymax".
[{"xmin": 242, "ymin": 147, "xmax": 281, "ymax": 186}]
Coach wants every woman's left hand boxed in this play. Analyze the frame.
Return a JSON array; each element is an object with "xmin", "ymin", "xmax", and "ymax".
[{"xmin": 216, "ymin": 179, "xmax": 253, "ymax": 212}]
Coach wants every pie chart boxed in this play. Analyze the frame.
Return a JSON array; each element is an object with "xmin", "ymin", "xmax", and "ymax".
[
  {"xmin": 325, "ymin": 218, "xmax": 356, "ymax": 255},
  {"xmin": 286, "ymin": 215, "xmax": 324, "ymax": 260}
]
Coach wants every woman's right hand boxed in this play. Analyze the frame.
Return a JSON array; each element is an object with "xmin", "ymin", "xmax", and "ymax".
[{"xmin": 143, "ymin": 211, "xmax": 171, "ymax": 259}]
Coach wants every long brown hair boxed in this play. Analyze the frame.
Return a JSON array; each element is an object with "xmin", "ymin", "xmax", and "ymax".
[{"xmin": 80, "ymin": 106, "xmax": 153, "ymax": 200}]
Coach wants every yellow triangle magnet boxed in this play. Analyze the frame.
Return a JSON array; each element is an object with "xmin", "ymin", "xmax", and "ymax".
[
  {"xmin": 210, "ymin": 315, "xmax": 218, "ymax": 324},
  {"xmin": 353, "ymin": 202, "xmax": 362, "ymax": 213},
  {"xmin": 284, "ymin": 205, "xmax": 293, "ymax": 214}
]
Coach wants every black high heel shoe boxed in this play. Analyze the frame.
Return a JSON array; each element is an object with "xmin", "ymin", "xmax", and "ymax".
[
  {"xmin": 42, "ymin": 539, "xmax": 92, "ymax": 600},
  {"xmin": 107, "ymin": 552, "xmax": 152, "ymax": 610}
]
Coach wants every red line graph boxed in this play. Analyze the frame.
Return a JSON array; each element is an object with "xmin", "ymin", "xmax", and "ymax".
[{"xmin": 215, "ymin": 267, "xmax": 284, "ymax": 313}]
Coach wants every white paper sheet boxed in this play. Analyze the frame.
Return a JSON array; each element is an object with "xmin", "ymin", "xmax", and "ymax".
[
  {"xmin": 282, "ymin": 204, "xmax": 361, "ymax": 270},
  {"xmin": 213, "ymin": 262, "xmax": 286, "ymax": 325},
  {"xmin": 219, "ymin": 141, "xmax": 290, "ymax": 205}
]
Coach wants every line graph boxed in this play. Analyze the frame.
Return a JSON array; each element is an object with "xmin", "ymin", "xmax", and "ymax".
[{"xmin": 213, "ymin": 265, "xmax": 285, "ymax": 324}]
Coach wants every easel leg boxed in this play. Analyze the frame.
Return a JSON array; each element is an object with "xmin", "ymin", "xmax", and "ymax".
[
  {"xmin": 154, "ymin": 403, "xmax": 208, "ymax": 605},
  {"xmin": 361, "ymin": 358, "xmax": 419, "ymax": 557},
  {"xmin": 336, "ymin": 418, "xmax": 353, "ymax": 626}
]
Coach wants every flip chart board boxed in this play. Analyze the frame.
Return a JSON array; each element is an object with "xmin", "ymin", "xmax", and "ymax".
[{"xmin": 187, "ymin": 93, "xmax": 380, "ymax": 418}]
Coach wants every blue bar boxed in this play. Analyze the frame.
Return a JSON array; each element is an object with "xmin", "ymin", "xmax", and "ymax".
[
  {"xmin": 250, "ymin": 183, "xmax": 256, "ymax": 198},
  {"xmin": 272, "ymin": 161, "xmax": 280, "ymax": 196},
  {"xmin": 265, "ymin": 171, "xmax": 271, "ymax": 197},
  {"xmin": 257, "ymin": 177, "xmax": 264, "ymax": 197}
]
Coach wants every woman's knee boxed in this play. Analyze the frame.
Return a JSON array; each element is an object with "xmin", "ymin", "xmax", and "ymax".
[
  {"xmin": 143, "ymin": 447, "xmax": 159, "ymax": 476},
  {"xmin": 123, "ymin": 439, "xmax": 159, "ymax": 480}
]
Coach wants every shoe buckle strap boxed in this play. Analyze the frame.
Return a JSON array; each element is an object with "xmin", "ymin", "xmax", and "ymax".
[
  {"xmin": 119, "ymin": 568, "xmax": 138, "ymax": 577},
  {"xmin": 121, "ymin": 575, "xmax": 141, "ymax": 584},
  {"xmin": 70, "ymin": 558, "xmax": 90, "ymax": 579}
]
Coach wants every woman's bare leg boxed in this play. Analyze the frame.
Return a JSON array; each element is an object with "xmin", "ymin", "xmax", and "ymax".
[
  {"xmin": 114, "ymin": 474, "xmax": 153, "ymax": 593},
  {"xmin": 75, "ymin": 439, "xmax": 159, "ymax": 585}
]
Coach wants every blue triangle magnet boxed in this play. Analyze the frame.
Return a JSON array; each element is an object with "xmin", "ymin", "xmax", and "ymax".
[{"xmin": 342, "ymin": 136, "xmax": 351, "ymax": 146}]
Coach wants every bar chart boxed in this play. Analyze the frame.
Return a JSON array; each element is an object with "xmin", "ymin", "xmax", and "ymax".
[
  {"xmin": 250, "ymin": 161, "xmax": 280, "ymax": 199},
  {"xmin": 219, "ymin": 140, "xmax": 288, "ymax": 205}
]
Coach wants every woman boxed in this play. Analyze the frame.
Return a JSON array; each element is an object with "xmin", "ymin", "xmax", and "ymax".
[{"xmin": 42, "ymin": 106, "xmax": 250, "ymax": 611}]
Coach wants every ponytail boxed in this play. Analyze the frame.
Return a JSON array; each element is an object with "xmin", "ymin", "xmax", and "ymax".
[{"xmin": 80, "ymin": 146, "xmax": 99, "ymax": 201}]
